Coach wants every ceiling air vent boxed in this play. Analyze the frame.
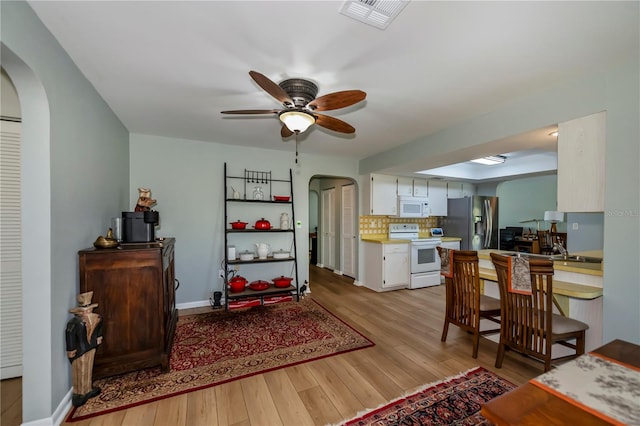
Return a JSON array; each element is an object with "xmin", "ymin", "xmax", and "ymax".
[{"xmin": 339, "ymin": 0, "xmax": 410, "ymax": 30}]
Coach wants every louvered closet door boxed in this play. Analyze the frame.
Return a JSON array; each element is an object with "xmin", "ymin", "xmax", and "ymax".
[
  {"xmin": 341, "ymin": 184, "xmax": 356, "ymax": 278},
  {"xmin": 0, "ymin": 120, "xmax": 22, "ymax": 379}
]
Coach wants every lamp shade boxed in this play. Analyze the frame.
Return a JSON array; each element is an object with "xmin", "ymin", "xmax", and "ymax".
[
  {"xmin": 279, "ymin": 110, "xmax": 316, "ymax": 133},
  {"xmin": 544, "ymin": 211, "xmax": 564, "ymax": 223}
]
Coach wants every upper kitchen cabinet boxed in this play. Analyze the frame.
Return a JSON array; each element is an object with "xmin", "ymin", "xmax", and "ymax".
[
  {"xmin": 397, "ymin": 177, "xmax": 414, "ymax": 197},
  {"xmin": 363, "ymin": 174, "xmax": 398, "ymax": 215},
  {"xmin": 447, "ymin": 182, "xmax": 475, "ymax": 198},
  {"xmin": 427, "ymin": 180, "xmax": 448, "ymax": 216},
  {"xmin": 557, "ymin": 111, "xmax": 606, "ymax": 212},
  {"xmin": 412, "ymin": 178, "xmax": 429, "ymax": 197}
]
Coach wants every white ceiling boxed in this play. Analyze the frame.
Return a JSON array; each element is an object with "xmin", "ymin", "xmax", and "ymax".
[{"xmin": 27, "ymin": 1, "xmax": 638, "ymax": 181}]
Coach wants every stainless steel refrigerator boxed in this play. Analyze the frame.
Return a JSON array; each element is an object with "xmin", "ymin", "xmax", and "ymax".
[{"xmin": 445, "ymin": 196, "xmax": 499, "ymax": 250}]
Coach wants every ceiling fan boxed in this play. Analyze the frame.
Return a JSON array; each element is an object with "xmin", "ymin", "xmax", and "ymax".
[{"xmin": 221, "ymin": 71, "xmax": 367, "ymax": 138}]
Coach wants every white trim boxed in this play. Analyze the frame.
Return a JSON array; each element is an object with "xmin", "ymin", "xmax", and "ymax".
[
  {"xmin": 176, "ymin": 300, "xmax": 211, "ymax": 310},
  {"xmin": 352, "ymin": 280, "xmax": 364, "ymax": 287},
  {"xmin": 333, "ymin": 269, "xmax": 343, "ymax": 275},
  {"xmin": 22, "ymin": 387, "xmax": 71, "ymax": 426}
]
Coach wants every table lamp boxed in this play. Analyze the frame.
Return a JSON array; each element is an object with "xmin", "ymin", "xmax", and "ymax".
[{"xmin": 544, "ymin": 211, "xmax": 564, "ymax": 233}]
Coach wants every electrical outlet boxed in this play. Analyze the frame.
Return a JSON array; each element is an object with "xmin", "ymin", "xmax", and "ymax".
[
  {"xmin": 572, "ymin": 222, "xmax": 579, "ymax": 230},
  {"xmin": 218, "ymin": 269, "xmax": 225, "ymax": 278}
]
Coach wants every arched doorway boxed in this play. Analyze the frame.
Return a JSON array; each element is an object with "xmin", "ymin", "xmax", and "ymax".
[
  {"xmin": 2, "ymin": 44, "xmax": 53, "ymax": 423},
  {"xmin": 308, "ymin": 175, "xmax": 358, "ymax": 279}
]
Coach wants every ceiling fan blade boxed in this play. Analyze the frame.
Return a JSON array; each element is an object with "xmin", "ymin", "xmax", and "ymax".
[
  {"xmin": 307, "ymin": 90, "xmax": 366, "ymax": 111},
  {"xmin": 315, "ymin": 114, "xmax": 356, "ymax": 134},
  {"xmin": 221, "ymin": 109, "xmax": 280, "ymax": 114},
  {"xmin": 281, "ymin": 124, "xmax": 293, "ymax": 138},
  {"xmin": 249, "ymin": 70, "xmax": 294, "ymax": 106}
]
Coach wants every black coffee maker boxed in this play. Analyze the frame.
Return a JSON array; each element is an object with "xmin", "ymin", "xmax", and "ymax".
[{"xmin": 122, "ymin": 211, "xmax": 159, "ymax": 243}]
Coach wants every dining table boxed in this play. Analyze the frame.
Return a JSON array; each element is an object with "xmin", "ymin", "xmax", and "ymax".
[{"xmin": 481, "ymin": 339, "xmax": 640, "ymax": 425}]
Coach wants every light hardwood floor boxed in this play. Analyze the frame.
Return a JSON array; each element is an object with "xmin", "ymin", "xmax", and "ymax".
[{"xmin": 4, "ymin": 265, "xmax": 543, "ymax": 426}]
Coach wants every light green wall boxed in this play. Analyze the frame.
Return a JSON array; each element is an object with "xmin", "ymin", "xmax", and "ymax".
[
  {"xmin": 130, "ymin": 133, "xmax": 360, "ymax": 304},
  {"xmin": 1, "ymin": 1, "xmax": 129, "ymax": 422},
  {"xmin": 497, "ymin": 175, "xmax": 559, "ymax": 232}
]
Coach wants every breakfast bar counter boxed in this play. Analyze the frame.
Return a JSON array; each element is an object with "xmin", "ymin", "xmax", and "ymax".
[{"xmin": 476, "ymin": 249, "xmax": 603, "ymax": 351}]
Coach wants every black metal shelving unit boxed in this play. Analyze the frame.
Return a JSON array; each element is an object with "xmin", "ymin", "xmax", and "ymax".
[{"xmin": 222, "ymin": 162, "xmax": 300, "ymax": 310}]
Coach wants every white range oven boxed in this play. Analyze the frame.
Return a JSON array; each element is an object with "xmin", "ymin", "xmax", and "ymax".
[{"xmin": 388, "ymin": 223, "xmax": 442, "ymax": 289}]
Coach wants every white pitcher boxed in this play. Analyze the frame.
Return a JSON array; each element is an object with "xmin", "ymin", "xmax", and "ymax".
[{"xmin": 255, "ymin": 242, "xmax": 271, "ymax": 259}]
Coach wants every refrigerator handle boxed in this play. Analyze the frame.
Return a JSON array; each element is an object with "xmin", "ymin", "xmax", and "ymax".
[{"xmin": 484, "ymin": 199, "xmax": 492, "ymax": 248}]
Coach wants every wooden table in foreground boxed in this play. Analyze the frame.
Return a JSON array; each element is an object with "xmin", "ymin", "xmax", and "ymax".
[{"xmin": 481, "ymin": 339, "xmax": 640, "ymax": 425}]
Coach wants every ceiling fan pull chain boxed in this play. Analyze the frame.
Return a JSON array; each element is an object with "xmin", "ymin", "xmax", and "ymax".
[{"xmin": 295, "ymin": 132, "xmax": 299, "ymax": 164}]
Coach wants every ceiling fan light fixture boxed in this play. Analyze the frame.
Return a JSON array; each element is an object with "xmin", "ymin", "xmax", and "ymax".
[
  {"xmin": 470, "ymin": 155, "xmax": 506, "ymax": 165},
  {"xmin": 279, "ymin": 110, "xmax": 316, "ymax": 133}
]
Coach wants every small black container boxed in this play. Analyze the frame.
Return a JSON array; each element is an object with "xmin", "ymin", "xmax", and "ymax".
[{"xmin": 122, "ymin": 211, "xmax": 158, "ymax": 243}]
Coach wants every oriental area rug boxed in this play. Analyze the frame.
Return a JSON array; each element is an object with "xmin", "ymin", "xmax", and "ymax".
[
  {"xmin": 337, "ymin": 367, "xmax": 515, "ymax": 426},
  {"xmin": 66, "ymin": 298, "xmax": 374, "ymax": 422}
]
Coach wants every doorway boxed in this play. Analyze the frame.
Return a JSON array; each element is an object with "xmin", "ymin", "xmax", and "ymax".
[{"xmin": 309, "ymin": 176, "xmax": 358, "ymax": 279}]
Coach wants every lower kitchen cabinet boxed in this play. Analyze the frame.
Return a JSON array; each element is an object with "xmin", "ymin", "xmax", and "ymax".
[
  {"xmin": 363, "ymin": 241, "xmax": 410, "ymax": 291},
  {"xmin": 439, "ymin": 239, "xmax": 460, "ymax": 251},
  {"xmin": 78, "ymin": 238, "xmax": 177, "ymax": 379}
]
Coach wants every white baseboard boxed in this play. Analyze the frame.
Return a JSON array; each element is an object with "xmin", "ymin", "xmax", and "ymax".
[
  {"xmin": 333, "ymin": 270, "xmax": 343, "ymax": 275},
  {"xmin": 176, "ymin": 299, "xmax": 211, "ymax": 310},
  {"xmin": 0, "ymin": 365, "xmax": 22, "ymax": 380},
  {"xmin": 23, "ymin": 387, "xmax": 71, "ymax": 426},
  {"xmin": 353, "ymin": 280, "xmax": 364, "ymax": 286}
]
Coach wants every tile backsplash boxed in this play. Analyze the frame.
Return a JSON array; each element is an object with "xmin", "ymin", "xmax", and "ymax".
[{"xmin": 359, "ymin": 216, "xmax": 438, "ymax": 235}]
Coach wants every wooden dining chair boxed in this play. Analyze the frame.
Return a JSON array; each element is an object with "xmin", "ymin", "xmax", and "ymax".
[
  {"xmin": 490, "ymin": 253, "xmax": 588, "ymax": 371},
  {"xmin": 438, "ymin": 249, "xmax": 501, "ymax": 358}
]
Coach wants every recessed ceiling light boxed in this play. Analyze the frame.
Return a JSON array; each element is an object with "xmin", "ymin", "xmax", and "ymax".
[
  {"xmin": 470, "ymin": 155, "xmax": 506, "ymax": 166},
  {"xmin": 549, "ymin": 131, "xmax": 559, "ymax": 137}
]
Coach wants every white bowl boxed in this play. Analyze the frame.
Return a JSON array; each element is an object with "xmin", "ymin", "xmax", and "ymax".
[
  {"xmin": 239, "ymin": 252, "xmax": 255, "ymax": 261},
  {"xmin": 273, "ymin": 250, "xmax": 290, "ymax": 259}
]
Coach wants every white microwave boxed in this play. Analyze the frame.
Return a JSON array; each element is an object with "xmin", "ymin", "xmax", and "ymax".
[{"xmin": 397, "ymin": 196, "xmax": 429, "ymax": 218}]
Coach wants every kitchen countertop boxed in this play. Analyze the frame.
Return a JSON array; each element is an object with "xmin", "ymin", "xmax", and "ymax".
[
  {"xmin": 476, "ymin": 249, "xmax": 603, "ymax": 276},
  {"xmin": 361, "ymin": 234, "xmax": 462, "ymax": 244},
  {"xmin": 477, "ymin": 249, "xmax": 603, "ymax": 300}
]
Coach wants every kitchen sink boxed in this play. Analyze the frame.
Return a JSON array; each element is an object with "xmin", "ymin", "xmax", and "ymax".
[
  {"xmin": 499, "ymin": 252, "xmax": 602, "ymax": 264},
  {"xmin": 550, "ymin": 254, "xmax": 602, "ymax": 264}
]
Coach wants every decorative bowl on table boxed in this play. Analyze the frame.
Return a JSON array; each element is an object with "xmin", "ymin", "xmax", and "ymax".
[{"xmin": 93, "ymin": 236, "xmax": 119, "ymax": 249}]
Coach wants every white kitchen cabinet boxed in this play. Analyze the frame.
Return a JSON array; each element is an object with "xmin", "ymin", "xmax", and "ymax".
[
  {"xmin": 446, "ymin": 182, "xmax": 475, "ymax": 199},
  {"xmin": 557, "ymin": 111, "xmax": 606, "ymax": 212},
  {"xmin": 397, "ymin": 177, "xmax": 414, "ymax": 197},
  {"xmin": 363, "ymin": 174, "xmax": 398, "ymax": 215},
  {"xmin": 461, "ymin": 183, "xmax": 476, "ymax": 197},
  {"xmin": 447, "ymin": 182, "xmax": 463, "ymax": 198},
  {"xmin": 427, "ymin": 180, "xmax": 448, "ymax": 216},
  {"xmin": 439, "ymin": 240, "xmax": 460, "ymax": 250},
  {"xmin": 363, "ymin": 242, "xmax": 410, "ymax": 291},
  {"xmin": 412, "ymin": 178, "xmax": 429, "ymax": 197}
]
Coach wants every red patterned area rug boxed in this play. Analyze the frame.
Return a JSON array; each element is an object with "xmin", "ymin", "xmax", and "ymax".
[
  {"xmin": 338, "ymin": 367, "xmax": 515, "ymax": 426},
  {"xmin": 66, "ymin": 298, "xmax": 374, "ymax": 422}
]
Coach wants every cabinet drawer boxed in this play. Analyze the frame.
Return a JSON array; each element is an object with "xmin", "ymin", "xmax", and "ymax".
[{"xmin": 384, "ymin": 244, "xmax": 409, "ymax": 254}]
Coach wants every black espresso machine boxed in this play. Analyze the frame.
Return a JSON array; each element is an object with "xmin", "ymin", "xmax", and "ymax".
[{"xmin": 122, "ymin": 210, "xmax": 159, "ymax": 243}]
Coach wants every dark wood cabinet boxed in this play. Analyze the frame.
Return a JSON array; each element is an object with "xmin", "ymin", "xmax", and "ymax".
[{"xmin": 78, "ymin": 238, "xmax": 177, "ymax": 379}]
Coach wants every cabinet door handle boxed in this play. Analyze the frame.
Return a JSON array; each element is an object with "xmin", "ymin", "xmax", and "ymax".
[{"xmin": 174, "ymin": 278, "xmax": 180, "ymax": 290}]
